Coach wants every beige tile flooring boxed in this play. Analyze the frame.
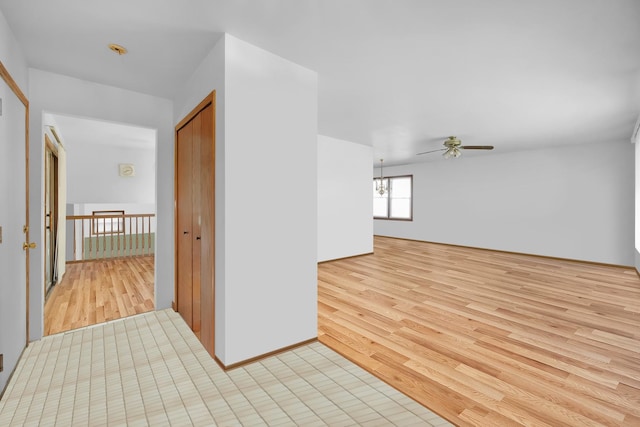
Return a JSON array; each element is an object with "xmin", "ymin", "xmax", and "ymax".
[{"xmin": 0, "ymin": 309, "xmax": 450, "ymax": 426}]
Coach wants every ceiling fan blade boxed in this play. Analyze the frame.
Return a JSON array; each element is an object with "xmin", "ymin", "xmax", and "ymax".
[
  {"xmin": 459, "ymin": 145, "xmax": 494, "ymax": 150},
  {"xmin": 416, "ymin": 148, "xmax": 447, "ymax": 155}
]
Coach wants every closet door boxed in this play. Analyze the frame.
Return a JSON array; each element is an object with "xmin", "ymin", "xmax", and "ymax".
[
  {"xmin": 191, "ymin": 112, "xmax": 202, "ymax": 337},
  {"xmin": 197, "ymin": 103, "xmax": 214, "ymax": 354},
  {"xmin": 175, "ymin": 93, "xmax": 215, "ymax": 356},
  {"xmin": 176, "ymin": 117, "xmax": 195, "ymax": 330}
]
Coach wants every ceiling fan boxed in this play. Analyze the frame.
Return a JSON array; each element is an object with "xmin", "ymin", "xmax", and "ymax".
[{"xmin": 416, "ymin": 136, "xmax": 494, "ymax": 159}]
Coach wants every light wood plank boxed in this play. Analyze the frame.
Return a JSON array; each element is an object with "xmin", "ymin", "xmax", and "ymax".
[
  {"xmin": 44, "ymin": 256, "xmax": 154, "ymax": 335},
  {"xmin": 318, "ymin": 236, "xmax": 640, "ymax": 426}
]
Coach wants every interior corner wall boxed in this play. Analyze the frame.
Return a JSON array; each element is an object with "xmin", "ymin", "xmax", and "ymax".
[
  {"xmin": 173, "ymin": 34, "xmax": 227, "ymax": 358},
  {"xmin": 174, "ymin": 34, "xmax": 318, "ymax": 366},
  {"xmin": 222, "ymin": 35, "xmax": 318, "ymax": 365},
  {"xmin": 317, "ymin": 135, "xmax": 373, "ymax": 262},
  {"xmin": 0, "ymin": 10, "xmax": 27, "ymax": 91},
  {"xmin": 375, "ymin": 141, "xmax": 634, "ymax": 266},
  {"xmin": 0, "ymin": 7, "xmax": 29, "ymax": 393},
  {"xmin": 27, "ymin": 69, "xmax": 174, "ymax": 341},
  {"xmin": 173, "ymin": 35, "xmax": 225, "ymax": 125}
]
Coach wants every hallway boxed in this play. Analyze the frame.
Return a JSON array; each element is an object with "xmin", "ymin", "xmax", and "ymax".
[{"xmin": 44, "ymin": 256, "xmax": 154, "ymax": 335}]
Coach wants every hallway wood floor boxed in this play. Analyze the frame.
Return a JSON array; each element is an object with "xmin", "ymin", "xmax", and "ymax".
[
  {"xmin": 318, "ymin": 236, "xmax": 640, "ymax": 426},
  {"xmin": 44, "ymin": 256, "xmax": 154, "ymax": 335}
]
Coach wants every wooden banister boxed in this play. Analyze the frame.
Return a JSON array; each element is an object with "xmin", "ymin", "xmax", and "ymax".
[{"xmin": 66, "ymin": 213, "xmax": 156, "ymax": 262}]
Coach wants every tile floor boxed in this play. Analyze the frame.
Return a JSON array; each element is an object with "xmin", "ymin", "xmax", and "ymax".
[{"xmin": 0, "ymin": 309, "xmax": 450, "ymax": 426}]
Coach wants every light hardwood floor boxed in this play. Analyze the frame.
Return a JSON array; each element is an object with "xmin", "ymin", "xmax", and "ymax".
[
  {"xmin": 318, "ymin": 236, "xmax": 640, "ymax": 426},
  {"xmin": 44, "ymin": 256, "xmax": 154, "ymax": 336}
]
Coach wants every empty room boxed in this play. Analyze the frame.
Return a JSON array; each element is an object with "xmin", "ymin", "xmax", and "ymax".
[{"xmin": 1, "ymin": 1, "xmax": 639, "ymax": 426}]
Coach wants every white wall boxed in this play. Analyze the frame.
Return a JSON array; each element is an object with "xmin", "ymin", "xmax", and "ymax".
[
  {"xmin": 375, "ymin": 141, "xmax": 634, "ymax": 266},
  {"xmin": 28, "ymin": 69, "xmax": 174, "ymax": 340},
  {"xmin": 224, "ymin": 35, "xmax": 318, "ymax": 364},
  {"xmin": 66, "ymin": 143, "xmax": 155, "ymax": 204},
  {"xmin": 0, "ymin": 11, "xmax": 27, "ymax": 91},
  {"xmin": 173, "ymin": 35, "xmax": 225, "ymax": 126},
  {"xmin": 175, "ymin": 34, "xmax": 318, "ymax": 366},
  {"xmin": 318, "ymin": 135, "xmax": 373, "ymax": 262},
  {"xmin": 0, "ymin": 8, "xmax": 28, "ymax": 393}
]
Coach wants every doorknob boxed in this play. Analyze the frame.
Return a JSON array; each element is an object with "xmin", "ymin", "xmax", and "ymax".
[{"xmin": 23, "ymin": 242, "xmax": 36, "ymax": 250}]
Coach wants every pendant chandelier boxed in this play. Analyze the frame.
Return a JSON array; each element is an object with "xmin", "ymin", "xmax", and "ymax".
[{"xmin": 375, "ymin": 159, "xmax": 387, "ymax": 196}]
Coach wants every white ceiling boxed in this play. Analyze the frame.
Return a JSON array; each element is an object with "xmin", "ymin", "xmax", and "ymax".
[
  {"xmin": 44, "ymin": 113, "xmax": 156, "ymax": 150},
  {"xmin": 2, "ymin": 0, "xmax": 639, "ymax": 165}
]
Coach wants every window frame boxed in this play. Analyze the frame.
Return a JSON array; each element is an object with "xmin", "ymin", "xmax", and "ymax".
[
  {"xmin": 91, "ymin": 210, "xmax": 125, "ymax": 235},
  {"xmin": 373, "ymin": 174, "xmax": 413, "ymax": 221}
]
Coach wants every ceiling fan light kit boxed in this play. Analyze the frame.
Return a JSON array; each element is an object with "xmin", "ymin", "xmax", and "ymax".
[{"xmin": 443, "ymin": 147, "xmax": 461, "ymax": 159}]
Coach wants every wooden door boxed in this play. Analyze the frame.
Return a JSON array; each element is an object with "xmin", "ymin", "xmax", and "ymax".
[
  {"xmin": 176, "ymin": 115, "xmax": 195, "ymax": 328},
  {"xmin": 175, "ymin": 92, "xmax": 215, "ymax": 357},
  {"xmin": 197, "ymin": 103, "xmax": 214, "ymax": 355}
]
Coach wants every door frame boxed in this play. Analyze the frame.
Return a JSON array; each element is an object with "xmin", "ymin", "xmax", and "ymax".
[
  {"xmin": 0, "ymin": 61, "xmax": 30, "ymax": 345},
  {"xmin": 174, "ymin": 91, "xmax": 216, "ymax": 355},
  {"xmin": 44, "ymin": 134, "xmax": 59, "ymax": 295}
]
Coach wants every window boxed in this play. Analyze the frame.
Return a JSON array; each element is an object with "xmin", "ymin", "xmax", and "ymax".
[
  {"xmin": 92, "ymin": 210, "xmax": 125, "ymax": 235},
  {"xmin": 373, "ymin": 175, "xmax": 412, "ymax": 220}
]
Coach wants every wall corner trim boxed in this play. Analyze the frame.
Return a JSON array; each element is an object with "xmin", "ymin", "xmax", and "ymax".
[{"xmin": 318, "ymin": 252, "xmax": 374, "ymax": 264}]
